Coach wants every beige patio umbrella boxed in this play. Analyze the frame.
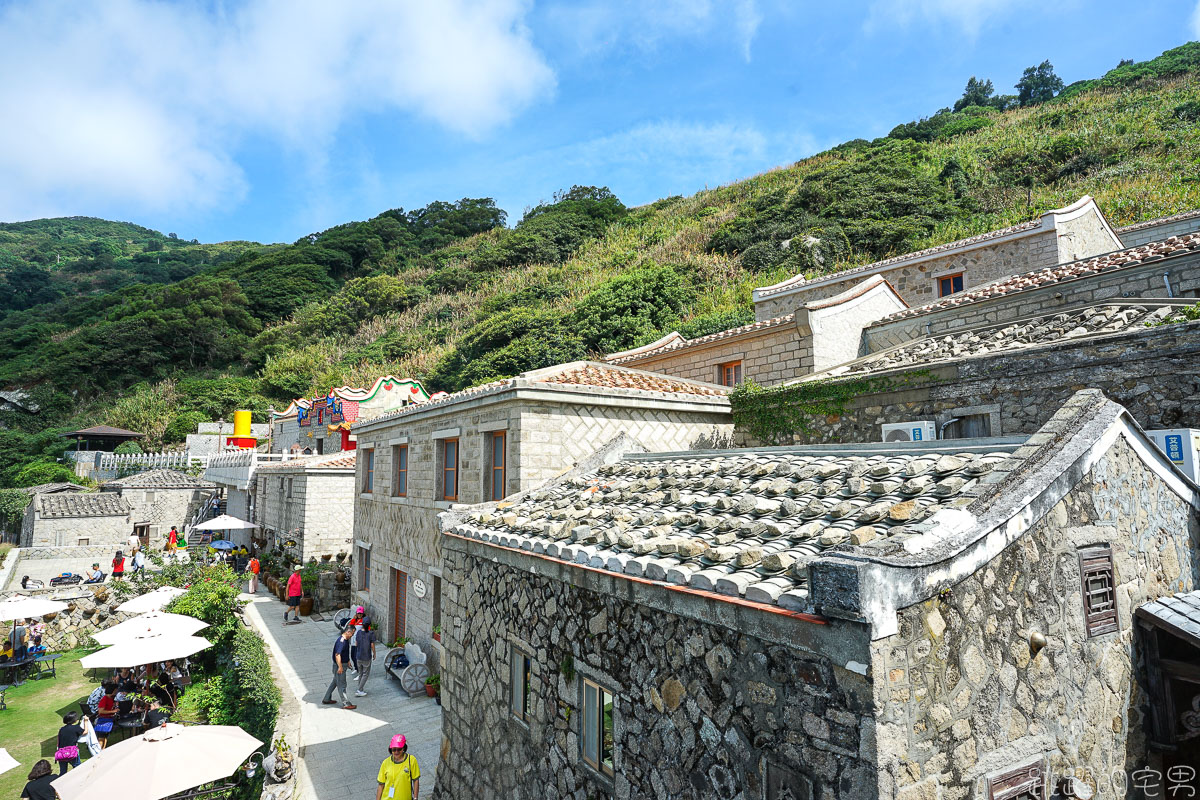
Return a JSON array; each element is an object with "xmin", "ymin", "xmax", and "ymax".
[
  {"xmin": 93, "ymin": 611, "xmax": 209, "ymax": 645},
  {"xmin": 116, "ymin": 586, "xmax": 187, "ymax": 614},
  {"xmin": 80, "ymin": 633, "xmax": 211, "ymax": 669},
  {"xmin": 0, "ymin": 747, "xmax": 18, "ymax": 777},
  {"xmin": 51, "ymin": 723, "xmax": 262, "ymax": 800},
  {"xmin": 0, "ymin": 593, "xmax": 68, "ymax": 620}
]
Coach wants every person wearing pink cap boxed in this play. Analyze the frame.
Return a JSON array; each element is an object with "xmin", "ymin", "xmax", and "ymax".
[
  {"xmin": 377, "ymin": 734, "xmax": 419, "ymax": 800},
  {"xmin": 346, "ymin": 605, "xmax": 370, "ymax": 674}
]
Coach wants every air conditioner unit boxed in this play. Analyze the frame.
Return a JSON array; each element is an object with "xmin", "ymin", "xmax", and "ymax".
[
  {"xmin": 881, "ymin": 421, "xmax": 938, "ymax": 443},
  {"xmin": 1146, "ymin": 428, "xmax": 1200, "ymax": 482}
]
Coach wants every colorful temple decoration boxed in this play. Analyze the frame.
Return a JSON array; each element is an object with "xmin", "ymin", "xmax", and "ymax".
[{"xmin": 273, "ymin": 376, "xmax": 431, "ymax": 429}]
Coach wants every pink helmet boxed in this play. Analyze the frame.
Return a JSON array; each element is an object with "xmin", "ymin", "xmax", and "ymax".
[
  {"xmin": 356, "ymin": 606, "xmax": 365, "ymax": 614},
  {"xmin": 389, "ymin": 734, "xmax": 406, "ymax": 750}
]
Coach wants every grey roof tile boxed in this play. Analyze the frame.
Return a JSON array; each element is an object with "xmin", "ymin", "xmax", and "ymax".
[
  {"xmin": 39, "ymin": 492, "xmax": 132, "ymax": 519},
  {"xmin": 104, "ymin": 469, "xmax": 216, "ymax": 489}
]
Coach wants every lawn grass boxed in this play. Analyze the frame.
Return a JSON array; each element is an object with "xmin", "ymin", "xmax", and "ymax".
[{"xmin": 0, "ymin": 649, "xmax": 96, "ymax": 798}]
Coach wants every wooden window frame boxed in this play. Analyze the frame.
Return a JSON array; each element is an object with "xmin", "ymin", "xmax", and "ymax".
[
  {"xmin": 509, "ymin": 645, "xmax": 532, "ymax": 724},
  {"xmin": 358, "ymin": 545, "xmax": 370, "ymax": 591},
  {"xmin": 489, "ymin": 431, "xmax": 507, "ymax": 502},
  {"xmin": 1079, "ymin": 546, "xmax": 1117, "ymax": 637},
  {"xmin": 988, "ymin": 759, "xmax": 1045, "ymax": 800},
  {"xmin": 938, "ymin": 272, "xmax": 965, "ymax": 298},
  {"xmin": 392, "ymin": 444, "xmax": 408, "ymax": 497},
  {"xmin": 717, "ymin": 360, "xmax": 743, "ymax": 387},
  {"xmin": 441, "ymin": 438, "xmax": 459, "ymax": 501},
  {"xmin": 362, "ymin": 448, "xmax": 375, "ymax": 493},
  {"xmin": 581, "ymin": 677, "xmax": 615, "ymax": 778}
]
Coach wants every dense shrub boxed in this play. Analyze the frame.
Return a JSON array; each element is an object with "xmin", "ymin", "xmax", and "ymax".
[
  {"xmin": 678, "ymin": 308, "xmax": 756, "ymax": 339},
  {"xmin": 164, "ymin": 563, "xmax": 245, "ymax": 655},
  {"xmin": 572, "ymin": 265, "xmax": 694, "ymax": 354},
  {"xmin": 9, "ymin": 461, "xmax": 79, "ymax": 488},
  {"xmin": 163, "ymin": 411, "xmax": 208, "ymax": 444}
]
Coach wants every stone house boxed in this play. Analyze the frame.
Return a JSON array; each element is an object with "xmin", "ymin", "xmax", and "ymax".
[
  {"xmin": 100, "ymin": 469, "xmax": 217, "ymax": 550},
  {"xmin": 605, "ymin": 274, "xmax": 906, "ymax": 387},
  {"xmin": 752, "ymin": 195, "xmax": 1122, "ymax": 317},
  {"xmin": 22, "ymin": 492, "xmax": 133, "ymax": 549},
  {"xmin": 433, "ymin": 390, "xmax": 1200, "ymax": 799},
  {"xmin": 270, "ymin": 375, "xmax": 430, "ymax": 455},
  {"xmin": 351, "ymin": 361, "xmax": 733, "ymax": 660},
  {"xmin": 254, "ymin": 451, "xmax": 356, "ymax": 561}
]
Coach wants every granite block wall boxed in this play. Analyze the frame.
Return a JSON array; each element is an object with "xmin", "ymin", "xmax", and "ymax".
[
  {"xmin": 616, "ymin": 325, "xmax": 807, "ymax": 388},
  {"xmin": 1118, "ymin": 213, "xmax": 1200, "ymax": 248}
]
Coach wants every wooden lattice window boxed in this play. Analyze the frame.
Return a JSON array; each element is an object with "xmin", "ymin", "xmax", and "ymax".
[
  {"xmin": 1079, "ymin": 546, "xmax": 1117, "ymax": 637},
  {"xmin": 989, "ymin": 759, "xmax": 1045, "ymax": 800}
]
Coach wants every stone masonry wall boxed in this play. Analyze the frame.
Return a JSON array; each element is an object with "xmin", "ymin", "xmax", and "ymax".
[
  {"xmin": 1056, "ymin": 203, "xmax": 1122, "ymax": 264},
  {"xmin": 119, "ymin": 487, "xmax": 212, "ymax": 548},
  {"xmin": 434, "ymin": 538, "xmax": 877, "ymax": 800},
  {"xmin": 1119, "ymin": 213, "xmax": 1200, "ymax": 248},
  {"xmin": 256, "ymin": 471, "xmax": 354, "ymax": 562},
  {"xmin": 754, "ymin": 231, "xmax": 1060, "ymax": 320},
  {"xmin": 0, "ymin": 583, "xmax": 136, "ymax": 651},
  {"xmin": 787, "ymin": 321, "xmax": 1200, "ymax": 445},
  {"xmin": 616, "ymin": 324, "xmax": 807, "ymax": 388},
  {"xmin": 864, "ymin": 251, "xmax": 1200, "ymax": 352},
  {"xmin": 875, "ymin": 436, "xmax": 1198, "ymax": 799},
  {"xmin": 24, "ymin": 513, "xmax": 132, "ymax": 549}
]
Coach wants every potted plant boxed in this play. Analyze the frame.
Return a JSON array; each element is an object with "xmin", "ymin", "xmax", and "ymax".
[
  {"xmin": 424, "ymin": 672, "xmax": 440, "ymax": 697},
  {"xmin": 298, "ymin": 563, "xmax": 319, "ymax": 615},
  {"xmin": 335, "ymin": 551, "xmax": 347, "ymax": 563},
  {"xmin": 320, "ymin": 553, "xmax": 333, "ymax": 562},
  {"xmin": 432, "ymin": 625, "xmax": 442, "ymax": 643}
]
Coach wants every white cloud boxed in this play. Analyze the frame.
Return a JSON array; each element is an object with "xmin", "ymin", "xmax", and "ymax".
[
  {"xmin": 0, "ymin": 0, "xmax": 555, "ymax": 220},
  {"xmin": 544, "ymin": 0, "xmax": 763, "ymax": 62},
  {"xmin": 864, "ymin": 0, "xmax": 1029, "ymax": 37}
]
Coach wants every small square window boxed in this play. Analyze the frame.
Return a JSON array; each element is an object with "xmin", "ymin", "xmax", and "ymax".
[
  {"xmin": 581, "ymin": 678, "xmax": 615, "ymax": 777},
  {"xmin": 509, "ymin": 645, "xmax": 532, "ymax": 723},
  {"xmin": 717, "ymin": 360, "xmax": 742, "ymax": 387},
  {"xmin": 938, "ymin": 273, "xmax": 964, "ymax": 297},
  {"xmin": 1079, "ymin": 546, "xmax": 1117, "ymax": 637}
]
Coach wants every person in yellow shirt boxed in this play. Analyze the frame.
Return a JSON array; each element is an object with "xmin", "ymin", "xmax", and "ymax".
[{"xmin": 376, "ymin": 734, "xmax": 419, "ymax": 800}]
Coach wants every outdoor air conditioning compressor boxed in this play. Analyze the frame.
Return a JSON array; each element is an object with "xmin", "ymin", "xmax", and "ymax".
[
  {"xmin": 1145, "ymin": 428, "xmax": 1200, "ymax": 482},
  {"xmin": 880, "ymin": 421, "xmax": 938, "ymax": 443}
]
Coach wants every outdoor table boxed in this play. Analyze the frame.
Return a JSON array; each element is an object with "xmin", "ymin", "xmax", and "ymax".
[
  {"xmin": 32, "ymin": 653, "xmax": 61, "ymax": 679},
  {"xmin": 0, "ymin": 657, "xmax": 34, "ymax": 687},
  {"xmin": 115, "ymin": 715, "xmax": 147, "ymax": 742}
]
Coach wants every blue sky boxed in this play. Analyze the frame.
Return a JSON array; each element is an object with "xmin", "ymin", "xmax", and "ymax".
[{"xmin": 0, "ymin": 0, "xmax": 1197, "ymax": 244}]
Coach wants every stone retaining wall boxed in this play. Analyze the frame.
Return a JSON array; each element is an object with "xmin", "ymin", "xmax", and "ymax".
[{"xmin": 0, "ymin": 584, "xmax": 132, "ymax": 651}]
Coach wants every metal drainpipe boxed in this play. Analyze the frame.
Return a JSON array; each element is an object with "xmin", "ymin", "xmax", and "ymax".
[
  {"xmin": 938, "ymin": 418, "xmax": 960, "ymax": 440},
  {"xmin": 1163, "ymin": 271, "xmax": 1174, "ymax": 298}
]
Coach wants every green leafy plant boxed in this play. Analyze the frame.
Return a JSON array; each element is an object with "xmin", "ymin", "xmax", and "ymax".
[{"xmin": 559, "ymin": 654, "xmax": 575, "ymax": 683}]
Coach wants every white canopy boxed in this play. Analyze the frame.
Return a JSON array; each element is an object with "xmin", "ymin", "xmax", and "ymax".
[
  {"xmin": 51, "ymin": 723, "xmax": 262, "ymax": 800},
  {"xmin": 93, "ymin": 611, "xmax": 209, "ymax": 645},
  {"xmin": 190, "ymin": 514, "xmax": 258, "ymax": 531},
  {"xmin": 80, "ymin": 633, "xmax": 211, "ymax": 669},
  {"xmin": 0, "ymin": 594, "xmax": 68, "ymax": 621},
  {"xmin": 116, "ymin": 586, "xmax": 187, "ymax": 614},
  {"xmin": 0, "ymin": 747, "xmax": 18, "ymax": 777}
]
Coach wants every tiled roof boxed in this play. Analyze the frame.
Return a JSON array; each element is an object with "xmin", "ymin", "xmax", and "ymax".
[
  {"xmin": 62, "ymin": 425, "xmax": 145, "ymax": 438},
  {"xmin": 20, "ymin": 482, "xmax": 87, "ymax": 495},
  {"xmin": 605, "ymin": 315, "xmax": 795, "ymax": 365},
  {"xmin": 104, "ymin": 469, "xmax": 216, "ymax": 489},
  {"xmin": 754, "ymin": 218, "xmax": 1043, "ymax": 300},
  {"xmin": 878, "ymin": 232, "xmax": 1200, "ymax": 324},
  {"xmin": 256, "ymin": 452, "xmax": 357, "ymax": 472},
  {"xmin": 355, "ymin": 362, "xmax": 729, "ymax": 430},
  {"xmin": 1137, "ymin": 590, "xmax": 1200, "ymax": 648},
  {"xmin": 833, "ymin": 303, "xmax": 1185, "ymax": 377},
  {"xmin": 38, "ymin": 492, "xmax": 132, "ymax": 519},
  {"xmin": 446, "ymin": 444, "xmax": 1016, "ymax": 612},
  {"xmin": 1116, "ymin": 208, "xmax": 1200, "ymax": 234}
]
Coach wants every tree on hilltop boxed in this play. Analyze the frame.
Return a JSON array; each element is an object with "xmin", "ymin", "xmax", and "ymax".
[
  {"xmin": 954, "ymin": 77, "xmax": 995, "ymax": 111},
  {"xmin": 1016, "ymin": 60, "xmax": 1064, "ymax": 106}
]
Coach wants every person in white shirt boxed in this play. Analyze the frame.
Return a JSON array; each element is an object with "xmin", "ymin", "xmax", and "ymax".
[{"xmin": 126, "ymin": 532, "xmax": 140, "ymax": 556}]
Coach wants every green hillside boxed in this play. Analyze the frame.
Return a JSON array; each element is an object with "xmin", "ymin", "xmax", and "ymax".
[{"xmin": 1, "ymin": 42, "xmax": 1199, "ymax": 486}]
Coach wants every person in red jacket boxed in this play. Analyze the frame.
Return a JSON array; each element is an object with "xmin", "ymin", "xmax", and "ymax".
[
  {"xmin": 284, "ymin": 565, "xmax": 303, "ymax": 624},
  {"xmin": 111, "ymin": 551, "xmax": 126, "ymax": 581}
]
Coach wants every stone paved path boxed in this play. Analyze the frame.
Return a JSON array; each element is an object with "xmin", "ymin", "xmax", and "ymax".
[{"xmin": 242, "ymin": 587, "xmax": 442, "ymax": 799}]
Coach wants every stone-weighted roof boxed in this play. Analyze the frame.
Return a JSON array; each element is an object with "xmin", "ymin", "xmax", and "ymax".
[
  {"xmin": 38, "ymin": 492, "xmax": 132, "ymax": 518},
  {"xmin": 877, "ymin": 232, "xmax": 1200, "ymax": 324},
  {"xmin": 104, "ymin": 469, "xmax": 216, "ymax": 489},
  {"xmin": 445, "ymin": 443, "xmax": 1017, "ymax": 612},
  {"xmin": 831, "ymin": 303, "xmax": 1187, "ymax": 377}
]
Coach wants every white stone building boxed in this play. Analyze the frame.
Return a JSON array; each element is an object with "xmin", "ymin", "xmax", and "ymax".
[
  {"xmin": 22, "ymin": 492, "xmax": 133, "ymax": 549},
  {"xmin": 254, "ymin": 452, "xmax": 356, "ymax": 562},
  {"xmin": 100, "ymin": 470, "xmax": 217, "ymax": 550}
]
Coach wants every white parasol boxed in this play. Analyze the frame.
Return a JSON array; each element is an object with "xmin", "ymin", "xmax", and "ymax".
[
  {"xmin": 50, "ymin": 723, "xmax": 262, "ymax": 800},
  {"xmin": 0, "ymin": 747, "xmax": 18, "ymax": 777},
  {"xmin": 80, "ymin": 633, "xmax": 211, "ymax": 669},
  {"xmin": 190, "ymin": 514, "xmax": 258, "ymax": 531},
  {"xmin": 0, "ymin": 594, "xmax": 68, "ymax": 621},
  {"xmin": 116, "ymin": 586, "xmax": 187, "ymax": 614},
  {"xmin": 93, "ymin": 611, "xmax": 209, "ymax": 645}
]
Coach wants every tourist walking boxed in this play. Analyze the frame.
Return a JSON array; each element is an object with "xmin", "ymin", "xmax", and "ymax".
[
  {"xmin": 131, "ymin": 547, "xmax": 146, "ymax": 576},
  {"xmin": 166, "ymin": 526, "xmax": 178, "ymax": 558},
  {"xmin": 283, "ymin": 565, "xmax": 303, "ymax": 624},
  {"xmin": 111, "ymin": 551, "xmax": 125, "ymax": 581},
  {"xmin": 54, "ymin": 712, "xmax": 84, "ymax": 774},
  {"xmin": 126, "ymin": 531, "xmax": 140, "ymax": 557},
  {"xmin": 20, "ymin": 759, "xmax": 57, "ymax": 800},
  {"xmin": 354, "ymin": 622, "xmax": 377, "ymax": 697},
  {"xmin": 376, "ymin": 735, "xmax": 419, "ymax": 800},
  {"xmin": 321, "ymin": 628, "xmax": 356, "ymax": 710},
  {"xmin": 247, "ymin": 553, "xmax": 260, "ymax": 593}
]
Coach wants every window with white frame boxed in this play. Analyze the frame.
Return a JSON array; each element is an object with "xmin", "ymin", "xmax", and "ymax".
[{"xmin": 581, "ymin": 678, "xmax": 615, "ymax": 777}]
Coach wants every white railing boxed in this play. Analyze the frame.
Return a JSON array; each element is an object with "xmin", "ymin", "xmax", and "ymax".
[
  {"xmin": 204, "ymin": 451, "xmax": 299, "ymax": 491},
  {"xmin": 95, "ymin": 451, "xmax": 209, "ymax": 480}
]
